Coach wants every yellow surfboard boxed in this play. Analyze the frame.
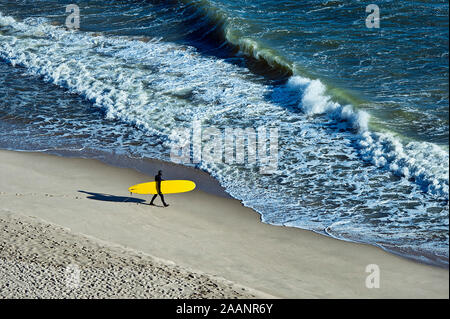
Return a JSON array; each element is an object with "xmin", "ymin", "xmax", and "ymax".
[{"xmin": 128, "ymin": 180, "xmax": 196, "ymax": 195}]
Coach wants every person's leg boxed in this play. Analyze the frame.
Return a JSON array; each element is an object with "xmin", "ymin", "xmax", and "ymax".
[
  {"xmin": 159, "ymin": 194, "xmax": 169, "ymax": 207},
  {"xmin": 149, "ymin": 194, "xmax": 157, "ymax": 205}
]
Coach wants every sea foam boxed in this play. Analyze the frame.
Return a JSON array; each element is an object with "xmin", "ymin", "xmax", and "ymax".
[{"xmin": 285, "ymin": 75, "xmax": 448, "ymax": 198}]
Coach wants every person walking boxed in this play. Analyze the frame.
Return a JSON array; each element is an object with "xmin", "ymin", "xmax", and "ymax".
[{"xmin": 149, "ymin": 170, "xmax": 169, "ymax": 207}]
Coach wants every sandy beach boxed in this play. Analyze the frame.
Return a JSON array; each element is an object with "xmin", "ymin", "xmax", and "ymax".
[
  {"xmin": 0, "ymin": 149, "xmax": 448, "ymax": 298},
  {"xmin": 0, "ymin": 210, "xmax": 263, "ymax": 298}
]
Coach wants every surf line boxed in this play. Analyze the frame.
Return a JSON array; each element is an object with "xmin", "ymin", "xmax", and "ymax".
[{"xmin": 169, "ymin": 120, "xmax": 280, "ymax": 174}]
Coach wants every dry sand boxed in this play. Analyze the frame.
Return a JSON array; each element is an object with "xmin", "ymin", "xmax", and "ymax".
[
  {"xmin": 0, "ymin": 211, "xmax": 262, "ymax": 298},
  {"xmin": 0, "ymin": 150, "xmax": 448, "ymax": 298}
]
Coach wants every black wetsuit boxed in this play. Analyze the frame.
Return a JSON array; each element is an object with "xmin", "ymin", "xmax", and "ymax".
[{"xmin": 150, "ymin": 174, "xmax": 168, "ymax": 206}]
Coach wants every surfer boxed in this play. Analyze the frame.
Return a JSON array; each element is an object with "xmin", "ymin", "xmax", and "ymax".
[{"xmin": 149, "ymin": 170, "xmax": 169, "ymax": 207}]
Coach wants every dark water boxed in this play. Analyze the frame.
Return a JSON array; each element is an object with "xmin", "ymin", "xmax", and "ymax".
[{"xmin": 0, "ymin": 0, "xmax": 448, "ymax": 266}]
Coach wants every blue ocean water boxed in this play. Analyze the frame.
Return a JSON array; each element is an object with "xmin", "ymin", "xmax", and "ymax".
[{"xmin": 0, "ymin": 0, "xmax": 448, "ymax": 266}]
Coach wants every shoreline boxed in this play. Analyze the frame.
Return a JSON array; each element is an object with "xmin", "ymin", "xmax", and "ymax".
[
  {"xmin": 0, "ymin": 149, "xmax": 448, "ymax": 298},
  {"xmin": 13, "ymin": 147, "xmax": 449, "ymax": 268}
]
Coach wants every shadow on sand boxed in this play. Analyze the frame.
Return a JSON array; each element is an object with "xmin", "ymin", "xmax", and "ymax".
[
  {"xmin": 78, "ymin": 190, "xmax": 166, "ymax": 207},
  {"xmin": 78, "ymin": 190, "xmax": 147, "ymax": 204}
]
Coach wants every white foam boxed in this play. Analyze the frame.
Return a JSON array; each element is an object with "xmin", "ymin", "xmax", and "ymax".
[
  {"xmin": 287, "ymin": 76, "xmax": 370, "ymax": 132},
  {"xmin": 359, "ymin": 132, "xmax": 449, "ymax": 197},
  {"xmin": 286, "ymin": 75, "xmax": 448, "ymax": 198}
]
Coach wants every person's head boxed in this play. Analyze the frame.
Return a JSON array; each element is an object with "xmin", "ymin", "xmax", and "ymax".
[{"xmin": 158, "ymin": 170, "xmax": 162, "ymax": 176}]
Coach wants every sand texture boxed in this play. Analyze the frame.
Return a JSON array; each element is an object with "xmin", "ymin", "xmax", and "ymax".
[{"xmin": 0, "ymin": 211, "xmax": 264, "ymax": 298}]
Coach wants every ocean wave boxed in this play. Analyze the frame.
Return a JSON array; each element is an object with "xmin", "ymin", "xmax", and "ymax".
[
  {"xmin": 172, "ymin": 1, "xmax": 449, "ymax": 199},
  {"xmin": 286, "ymin": 76, "xmax": 370, "ymax": 132},
  {"xmin": 285, "ymin": 75, "xmax": 449, "ymax": 198}
]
